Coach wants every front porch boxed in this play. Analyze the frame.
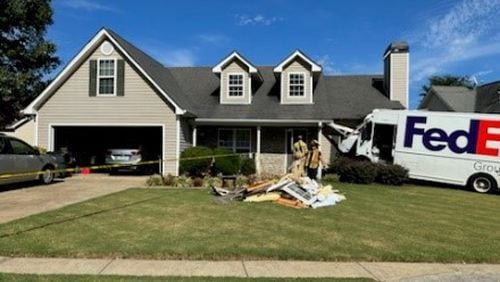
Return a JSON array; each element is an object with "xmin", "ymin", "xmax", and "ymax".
[{"xmin": 191, "ymin": 121, "xmax": 334, "ymax": 176}]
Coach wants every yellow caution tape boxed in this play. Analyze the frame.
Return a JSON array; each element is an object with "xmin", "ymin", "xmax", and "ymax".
[{"xmin": 0, "ymin": 153, "xmax": 250, "ymax": 180}]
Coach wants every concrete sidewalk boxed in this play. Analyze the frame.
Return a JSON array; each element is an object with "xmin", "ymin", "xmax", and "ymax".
[{"xmin": 1, "ymin": 257, "xmax": 500, "ymax": 281}]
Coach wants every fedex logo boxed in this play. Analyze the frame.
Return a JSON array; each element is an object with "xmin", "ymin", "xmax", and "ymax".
[{"xmin": 404, "ymin": 116, "xmax": 500, "ymax": 157}]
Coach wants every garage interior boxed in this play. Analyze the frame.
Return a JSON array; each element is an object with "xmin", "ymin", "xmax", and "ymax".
[{"xmin": 53, "ymin": 126, "xmax": 162, "ymax": 169}]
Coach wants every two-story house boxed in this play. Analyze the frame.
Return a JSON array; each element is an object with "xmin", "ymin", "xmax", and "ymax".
[{"xmin": 18, "ymin": 28, "xmax": 408, "ymax": 175}]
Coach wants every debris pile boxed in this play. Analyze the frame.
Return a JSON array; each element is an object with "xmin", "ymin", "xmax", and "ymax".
[{"xmin": 211, "ymin": 174, "xmax": 346, "ymax": 209}]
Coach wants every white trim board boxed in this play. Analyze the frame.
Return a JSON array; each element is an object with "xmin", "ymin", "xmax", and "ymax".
[
  {"xmin": 212, "ymin": 51, "xmax": 258, "ymax": 73},
  {"xmin": 274, "ymin": 50, "xmax": 322, "ymax": 73},
  {"xmin": 22, "ymin": 29, "xmax": 185, "ymax": 115}
]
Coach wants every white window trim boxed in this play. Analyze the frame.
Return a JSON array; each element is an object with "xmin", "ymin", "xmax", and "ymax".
[
  {"xmin": 217, "ymin": 128, "xmax": 252, "ymax": 153},
  {"xmin": 96, "ymin": 58, "xmax": 117, "ymax": 96},
  {"xmin": 288, "ymin": 72, "xmax": 306, "ymax": 98},
  {"xmin": 226, "ymin": 72, "xmax": 245, "ymax": 98}
]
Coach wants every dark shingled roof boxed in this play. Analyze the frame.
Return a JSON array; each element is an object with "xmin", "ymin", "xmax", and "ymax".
[
  {"xmin": 476, "ymin": 81, "xmax": 500, "ymax": 114},
  {"xmin": 105, "ymin": 28, "xmax": 403, "ymax": 120},
  {"xmin": 169, "ymin": 66, "xmax": 403, "ymax": 120},
  {"xmin": 424, "ymin": 86, "xmax": 476, "ymax": 112},
  {"xmin": 105, "ymin": 28, "xmax": 193, "ymax": 111}
]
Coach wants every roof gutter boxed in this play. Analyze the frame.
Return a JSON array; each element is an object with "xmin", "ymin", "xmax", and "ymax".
[{"xmin": 195, "ymin": 118, "xmax": 331, "ymax": 126}]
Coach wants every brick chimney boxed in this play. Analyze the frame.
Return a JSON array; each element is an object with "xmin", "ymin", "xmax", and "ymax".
[{"xmin": 383, "ymin": 42, "xmax": 409, "ymax": 108}]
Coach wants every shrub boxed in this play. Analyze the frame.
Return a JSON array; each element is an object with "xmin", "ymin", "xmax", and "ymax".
[
  {"xmin": 240, "ymin": 158, "xmax": 256, "ymax": 176},
  {"xmin": 375, "ymin": 164, "xmax": 409, "ymax": 186},
  {"xmin": 179, "ymin": 146, "xmax": 214, "ymax": 177},
  {"xmin": 163, "ymin": 174, "xmax": 176, "ymax": 186},
  {"xmin": 337, "ymin": 159, "xmax": 377, "ymax": 184},
  {"xmin": 192, "ymin": 177, "xmax": 204, "ymax": 187},
  {"xmin": 174, "ymin": 175, "xmax": 192, "ymax": 188},
  {"xmin": 146, "ymin": 174, "xmax": 164, "ymax": 187},
  {"xmin": 212, "ymin": 148, "xmax": 240, "ymax": 175},
  {"xmin": 329, "ymin": 157, "xmax": 352, "ymax": 174},
  {"xmin": 33, "ymin": 146, "xmax": 47, "ymax": 154},
  {"xmin": 203, "ymin": 176, "xmax": 222, "ymax": 188}
]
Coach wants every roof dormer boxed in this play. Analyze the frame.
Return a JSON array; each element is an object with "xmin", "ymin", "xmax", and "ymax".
[
  {"xmin": 212, "ymin": 51, "xmax": 260, "ymax": 105},
  {"xmin": 274, "ymin": 50, "xmax": 322, "ymax": 104}
]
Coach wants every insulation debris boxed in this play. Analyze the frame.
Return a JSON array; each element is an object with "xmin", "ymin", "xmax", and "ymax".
[{"xmin": 211, "ymin": 174, "xmax": 345, "ymax": 209}]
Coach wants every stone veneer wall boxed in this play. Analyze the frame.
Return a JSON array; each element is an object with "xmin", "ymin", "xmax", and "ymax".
[{"xmin": 260, "ymin": 127, "xmax": 286, "ymax": 176}]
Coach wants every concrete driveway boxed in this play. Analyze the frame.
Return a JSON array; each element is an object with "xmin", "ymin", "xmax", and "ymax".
[{"xmin": 0, "ymin": 174, "xmax": 147, "ymax": 224}]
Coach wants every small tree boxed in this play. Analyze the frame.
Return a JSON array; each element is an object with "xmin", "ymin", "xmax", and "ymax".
[{"xmin": 0, "ymin": 0, "xmax": 60, "ymax": 127}]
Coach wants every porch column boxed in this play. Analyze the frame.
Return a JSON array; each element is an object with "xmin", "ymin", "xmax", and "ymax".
[
  {"xmin": 192, "ymin": 126, "xmax": 197, "ymax": 147},
  {"xmin": 317, "ymin": 122, "xmax": 323, "ymax": 180},
  {"xmin": 256, "ymin": 126, "xmax": 261, "ymax": 175}
]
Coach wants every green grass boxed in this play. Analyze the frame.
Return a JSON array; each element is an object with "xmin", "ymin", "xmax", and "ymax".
[
  {"xmin": 0, "ymin": 274, "xmax": 371, "ymax": 282},
  {"xmin": 0, "ymin": 182, "xmax": 499, "ymax": 262}
]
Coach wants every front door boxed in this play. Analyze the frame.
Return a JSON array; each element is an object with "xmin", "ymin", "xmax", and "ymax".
[{"xmin": 285, "ymin": 129, "xmax": 308, "ymax": 172}]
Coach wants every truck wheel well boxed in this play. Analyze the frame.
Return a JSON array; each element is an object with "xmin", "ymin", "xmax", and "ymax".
[{"xmin": 467, "ymin": 173, "xmax": 498, "ymax": 192}]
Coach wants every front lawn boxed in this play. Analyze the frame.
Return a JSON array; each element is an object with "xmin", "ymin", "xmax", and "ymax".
[{"xmin": 0, "ymin": 182, "xmax": 499, "ymax": 262}]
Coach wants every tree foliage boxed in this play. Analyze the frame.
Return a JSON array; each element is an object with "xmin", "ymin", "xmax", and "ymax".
[
  {"xmin": 0, "ymin": 0, "xmax": 60, "ymax": 127},
  {"xmin": 420, "ymin": 75, "xmax": 474, "ymax": 97}
]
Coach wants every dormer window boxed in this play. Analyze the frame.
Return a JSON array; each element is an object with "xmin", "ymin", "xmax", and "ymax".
[
  {"xmin": 228, "ymin": 74, "xmax": 244, "ymax": 97},
  {"xmin": 97, "ymin": 59, "xmax": 116, "ymax": 96},
  {"xmin": 274, "ymin": 50, "xmax": 322, "ymax": 104},
  {"xmin": 212, "ymin": 51, "xmax": 261, "ymax": 105},
  {"xmin": 289, "ymin": 73, "xmax": 305, "ymax": 96}
]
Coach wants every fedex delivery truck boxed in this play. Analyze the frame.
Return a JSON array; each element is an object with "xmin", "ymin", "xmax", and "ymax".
[{"xmin": 328, "ymin": 110, "xmax": 500, "ymax": 193}]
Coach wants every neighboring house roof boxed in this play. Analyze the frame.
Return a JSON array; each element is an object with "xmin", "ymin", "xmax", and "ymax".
[
  {"xmin": 170, "ymin": 66, "xmax": 403, "ymax": 120},
  {"xmin": 419, "ymin": 86, "xmax": 476, "ymax": 112},
  {"xmin": 475, "ymin": 81, "xmax": 500, "ymax": 113}
]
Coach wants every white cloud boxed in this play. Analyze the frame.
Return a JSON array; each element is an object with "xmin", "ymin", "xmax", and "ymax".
[
  {"xmin": 410, "ymin": 0, "xmax": 500, "ymax": 82},
  {"xmin": 315, "ymin": 55, "xmax": 341, "ymax": 75},
  {"xmin": 158, "ymin": 49, "xmax": 196, "ymax": 67},
  {"xmin": 60, "ymin": 0, "xmax": 115, "ymax": 12},
  {"xmin": 197, "ymin": 34, "xmax": 230, "ymax": 45},
  {"xmin": 236, "ymin": 14, "xmax": 284, "ymax": 26}
]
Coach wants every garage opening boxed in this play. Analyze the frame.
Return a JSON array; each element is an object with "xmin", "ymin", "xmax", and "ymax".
[{"xmin": 53, "ymin": 126, "xmax": 163, "ymax": 171}]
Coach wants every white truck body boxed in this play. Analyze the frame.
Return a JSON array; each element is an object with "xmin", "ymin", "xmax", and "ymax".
[{"xmin": 329, "ymin": 110, "xmax": 500, "ymax": 192}]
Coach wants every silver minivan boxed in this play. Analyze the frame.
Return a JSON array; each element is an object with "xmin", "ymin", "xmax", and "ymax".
[{"xmin": 0, "ymin": 134, "xmax": 58, "ymax": 186}]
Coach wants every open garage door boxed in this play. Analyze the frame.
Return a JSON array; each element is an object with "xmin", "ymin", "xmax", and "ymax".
[{"xmin": 53, "ymin": 126, "xmax": 163, "ymax": 171}]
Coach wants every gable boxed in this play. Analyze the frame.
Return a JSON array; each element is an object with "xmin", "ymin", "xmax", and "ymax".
[
  {"xmin": 23, "ymin": 29, "xmax": 185, "ymax": 116},
  {"xmin": 38, "ymin": 40, "xmax": 176, "ymax": 119}
]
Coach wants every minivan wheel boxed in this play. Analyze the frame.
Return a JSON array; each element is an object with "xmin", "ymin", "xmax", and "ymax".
[
  {"xmin": 469, "ymin": 174, "xmax": 496, "ymax": 193},
  {"xmin": 40, "ymin": 167, "xmax": 54, "ymax": 184}
]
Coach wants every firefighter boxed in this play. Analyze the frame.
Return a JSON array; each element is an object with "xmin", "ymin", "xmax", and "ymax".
[
  {"xmin": 291, "ymin": 135, "xmax": 308, "ymax": 176},
  {"xmin": 305, "ymin": 140, "xmax": 324, "ymax": 180}
]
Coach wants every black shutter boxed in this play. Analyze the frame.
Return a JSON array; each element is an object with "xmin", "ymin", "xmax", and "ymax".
[
  {"xmin": 116, "ymin": 59, "xmax": 125, "ymax": 96},
  {"xmin": 89, "ymin": 60, "xmax": 97, "ymax": 97}
]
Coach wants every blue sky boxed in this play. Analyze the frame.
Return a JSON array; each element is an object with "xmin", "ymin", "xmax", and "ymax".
[{"xmin": 48, "ymin": 0, "xmax": 500, "ymax": 108}]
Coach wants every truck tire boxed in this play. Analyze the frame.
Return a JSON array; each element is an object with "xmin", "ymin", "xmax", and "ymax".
[
  {"xmin": 39, "ymin": 166, "xmax": 54, "ymax": 185},
  {"xmin": 468, "ymin": 174, "xmax": 497, "ymax": 194}
]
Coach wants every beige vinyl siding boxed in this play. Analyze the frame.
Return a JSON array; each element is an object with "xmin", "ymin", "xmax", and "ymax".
[
  {"xmin": 2, "ymin": 119, "xmax": 36, "ymax": 146},
  {"xmin": 281, "ymin": 58, "xmax": 313, "ymax": 104},
  {"xmin": 37, "ymin": 41, "xmax": 178, "ymax": 175},
  {"xmin": 220, "ymin": 60, "xmax": 250, "ymax": 104},
  {"xmin": 389, "ymin": 53, "xmax": 409, "ymax": 108}
]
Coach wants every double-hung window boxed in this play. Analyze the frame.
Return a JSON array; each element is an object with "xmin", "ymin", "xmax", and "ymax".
[
  {"xmin": 218, "ymin": 129, "xmax": 251, "ymax": 153},
  {"xmin": 289, "ymin": 73, "xmax": 305, "ymax": 96},
  {"xmin": 228, "ymin": 74, "xmax": 244, "ymax": 97},
  {"xmin": 97, "ymin": 59, "xmax": 116, "ymax": 95}
]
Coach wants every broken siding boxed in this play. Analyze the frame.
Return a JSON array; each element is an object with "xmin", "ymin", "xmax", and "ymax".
[
  {"xmin": 37, "ymin": 41, "xmax": 178, "ymax": 174},
  {"xmin": 281, "ymin": 58, "xmax": 313, "ymax": 104},
  {"xmin": 220, "ymin": 60, "xmax": 250, "ymax": 104}
]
